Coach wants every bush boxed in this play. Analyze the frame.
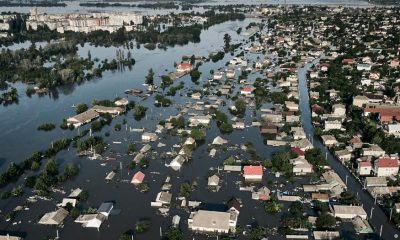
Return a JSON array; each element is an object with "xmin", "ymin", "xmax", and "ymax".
[
  {"xmin": 75, "ymin": 103, "xmax": 88, "ymax": 114},
  {"xmin": 37, "ymin": 122, "xmax": 56, "ymax": 131}
]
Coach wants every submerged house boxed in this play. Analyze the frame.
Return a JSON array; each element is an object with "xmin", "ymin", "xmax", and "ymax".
[
  {"xmin": 170, "ymin": 155, "xmax": 186, "ymax": 171},
  {"xmin": 75, "ymin": 214, "xmax": 106, "ymax": 231},
  {"xmin": 243, "ymin": 165, "xmax": 263, "ymax": 181},
  {"xmin": 67, "ymin": 109, "xmax": 99, "ymax": 127},
  {"xmin": 38, "ymin": 208, "xmax": 69, "ymax": 225},
  {"xmin": 131, "ymin": 171, "xmax": 145, "ymax": 185}
]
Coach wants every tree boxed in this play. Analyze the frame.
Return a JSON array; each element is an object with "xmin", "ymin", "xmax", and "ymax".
[
  {"xmin": 31, "ymin": 161, "xmax": 40, "ymax": 171},
  {"xmin": 135, "ymin": 219, "xmax": 150, "ymax": 233},
  {"xmin": 248, "ymin": 226, "xmax": 266, "ymax": 240},
  {"xmin": 190, "ymin": 128, "xmax": 206, "ymax": 141},
  {"xmin": 219, "ymin": 122, "xmax": 233, "ymax": 133},
  {"xmin": 223, "ymin": 33, "xmax": 231, "ymax": 51},
  {"xmin": 64, "ymin": 163, "xmax": 79, "ymax": 179},
  {"xmin": 75, "ymin": 103, "xmax": 88, "ymax": 114},
  {"xmin": 271, "ymin": 152, "xmax": 292, "ymax": 175},
  {"xmin": 339, "ymin": 191, "xmax": 360, "ymax": 205},
  {"xmin": 44, "ymin": 159, "xmax": 58, "ymax": 176},
  {"xmin": 316, "ymin": 213, "xmax": 336, "ymax": 229},
  {"xmin": 179, "ymin": 182, "xmax": 192, "ymax": 198},
  {"xmin": 139, "ymin": 158, "xmax": 149, "ymax": 169},
  {"xmin": 127, "ymin": 144, "xmax": 136, "ymax": 154},
  {"xmin": 232, "ymin": 98, "xmax": 246, "ymax": 116},
  {"xmin": 190, "ymin": 69, "xmax": 201, "ymax": 81},
  {"xmin": 164, "ymin": 227, "xmax": 182, "ymax": 240},
  {"xmin": 119, "ymin": 234, "xmax": 132, "ymax": 240},
  {"xmin": 264, "ymin": 198, "xmax": 283, "ymax": 214},
  {"xmin": 145, "ymin": 68, "xmax": 154, "ymax": 85}
]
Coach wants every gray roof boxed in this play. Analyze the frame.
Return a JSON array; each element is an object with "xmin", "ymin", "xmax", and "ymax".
[
  {"xmin": 97, "ymin": 202, "xmax": 113, "ymax": 214},
  {"xmin": 39, "ymin": 208, "xmax": 69, "ymax": 225},
  {"xmin": 190, "ymin": 210, "xmax": 230, "ymax": 232}
]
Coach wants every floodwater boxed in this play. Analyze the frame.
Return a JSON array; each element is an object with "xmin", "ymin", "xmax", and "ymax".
[
  {"xmin": 0, "ymin": 1, "xmax": 392, "ymax": 239},
  {"xmin": 0, "ymin": 0, "xmax": 373, "ymax": 15},
  {"xmin": 0, "ymin": 18, "xmax": 294, "ymax": 240}
]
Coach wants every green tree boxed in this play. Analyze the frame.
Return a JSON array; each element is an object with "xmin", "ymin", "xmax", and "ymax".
[
  {"xmin": 316, "ymin": 213, "xmax": 336, "ymax": 229},
  {"xmin": 64, "ymin": 163, "xmax": 79, "ymax": 179},
  {"xmin": 44, "ymin": 159, "xmax": 58, "ymax": 176},
  {"xmin": 76, "ymin": 103, "xmax": 88, "ymax": 114},
  {"xmin": 164, "ymin": 227, "xmax": 182, "ymax": 240},
  {"xmin": 190, "ymin": 69, "xmax": 201, "ymax": 81},
  {"xmin": 190, "ymin": 129, "xmax": 206, "ymax": 141},
  {"xmin": 145, "ymin": 68, "xmax": 154, "ymax": 85},
  {"xmin": 135, "ymin": 219, "xmax": 150, "ymax": 233},
  {"xmin": 223, "ymin": 33, "xmax": 231, "ymax": 51}
]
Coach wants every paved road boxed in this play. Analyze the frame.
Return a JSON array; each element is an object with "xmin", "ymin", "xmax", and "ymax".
[{"xmin": 297, "ymin": 58, "xmax": 400, "ymax": 240}]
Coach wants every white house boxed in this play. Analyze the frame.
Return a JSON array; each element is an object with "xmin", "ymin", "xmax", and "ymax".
[
  {"xmin": 290, "ymin": 157, "xmax": 313, "ymax": 175},
  {"xmin": 373, "ymin": 157, "xmax": 399, "ymax": 177},
  {"xmin": 357, "ymin": 63, "xmax": 372, "ymax": 71},
  {"xmin": 141, "ymin": 132, "xmax": 158, "ymax": 142},
  {"xmin": 75, "ymin": 214, "xmax": 106, "ymax": 230},
  {"xmin": 170, "ymin": 155, "xmax": 186, "ymax": 171},
  {"xmin": 362, "ymin": 145, "xmax": 385, "ymax": 157},
  {"xmin": 357, "ymin": 161, "xmax": 372, "ymax": 176},
  {"xmin": 332, "ymin": 104, "xmax": 346, "ymax": 117},
  {"xmin": 243, "ymin": 165, "xmax": 263, "ymax": 181},
  {"xmin": 208, "ymin": 174, "xmax": 220, "ymax": 186},
  {"xmin": 324, "ymin": 120, "xmax": 342, "ymax": 131},
  {"xmin": 333, "ymin": 205, "xmax": 368, "ymax": 220},
  {"xmin": 188, "ymin": 210, "xmax": 231, "ymax": 233},
  {"xmin": 321, "ymin": 135, "xmax": 339, "ymax": 147},
  {"xmin": 176, "ymin": 63, "xmax": 193, "ymax": 73}
]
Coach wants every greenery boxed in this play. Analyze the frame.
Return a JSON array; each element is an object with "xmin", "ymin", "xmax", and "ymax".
[
  {"xmin": 271, "ymin": 152, "xmax": 293, "ymax": 176},
  {"xmin": 155, "ymin": 94, "xmax": 172, "ymax": 107},
  {"xmin": 224, "ymin": 156, "xmax": 235, "ymax": 165},
  {"xmin": 135, "ymin": 219, "xmax": 151, "ymax": 233},
  {"xmin": 134, "ymin": 105, "xmax": 148, "ymax": 121},
  {"xmin": 316, "ymin": 213, "xmax": 336, "ymax": 229},
  {"xmin": 37, "ymin": 122, "xmax": 56, "ymax": 131},
  {"xmin": 264, "ymin": 196, "xmax": 283, "ymax": 214},
  {"xmin": 164, "ymin": 227, "xmax": 183, "ymax": 240},
  {"xmin": 190, "ymin": 69, "xmax": 201, "ymax": 82},
  {"xmin": 210, "ymin": 51, "xmax": 225, "ymax": 62},
  {"xmin": 279, "ymin": 201, "xmax": 310, "ymax": 233},
  {"xmin": 161, "ymin": 75, "xmax": 173, "ymax": 89},
  {"xmin": 305, "ymin": 149, "xmax": 327, "ymax": 174},
  {"xmin": 230, "ymin": 98, "xmax": 246, "ymax": 117},
  {"xmin": 75, "ymin": 103, "xmax": 89, "ymax": 114},
  {"xmin": 339, "ymin": 191, "xmax": 360, "ymax": 205},
  {"xmin": 190, "ymin": 128, "xmax": 206, "ymax": 141},
  {"xmin": 145, "ymin": 68, "xmax": 154, "ymax": 85},
  {"xmin": 137, "ymin": 182, "xmax": 150, "ymax": 192}
]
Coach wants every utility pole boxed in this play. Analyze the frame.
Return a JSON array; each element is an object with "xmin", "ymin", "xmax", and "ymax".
[
  {"xmin": 370, "ymin": 207, "xmax": 374, "ymax": 220},
  {"xmin": 390, "ymin": 207, "xmax": 393, "ymax": 221},
  {"xmin": 380, "ymin": 225, "xmax": 383, "ymax": 237},
  {"xmin": 345, "ymin": 175, "xmax": 348, "ymax": 186}
]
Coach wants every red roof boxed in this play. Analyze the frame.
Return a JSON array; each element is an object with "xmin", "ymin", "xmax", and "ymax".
[
  {"xmin": 376, "ymin": 158, "xmax": 399, "ymax": 168},
  {"xmin": 259, "ymin": 194, "xmax": 269, "ymax": 201},
  {"xmin": 243, "ymin": 165, "xmax": 263, "ymax": 176},
  {"xmin": 177, "ymin": 63, "xmax": 192, "ymax": 70},
  {"xmin": 242, "ymin": 87, "xmax": 254, "ymax": 92},
  {"xmin": 291, "ymin": 147, "xmax": 305, "ymax": 156},
  {"xmin": 342, "ymin": 59, "xmax": 356, "ymax": 64},
  {"xmin": 131, "ymin": 171, "xmax": 145, "ymax": 183},
  {"xmin": 364, "ymin": 107, "xmax": 400, "ymax": 122},
  {"xmin": 359, "ymin": 161, "xmax": 371, "ymax": 167}
]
